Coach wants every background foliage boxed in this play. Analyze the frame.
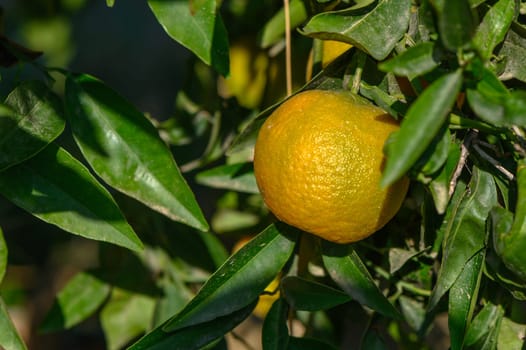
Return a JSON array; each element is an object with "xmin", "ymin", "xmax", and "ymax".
[{"xmin": 1, "ymin": 0, "xmax": 526, "ymax": 349}]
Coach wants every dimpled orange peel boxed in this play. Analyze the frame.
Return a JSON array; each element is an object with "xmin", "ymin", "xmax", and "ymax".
[{"xmin": 253, "ymin": 89, "xmax": 409, "ymax": 243}]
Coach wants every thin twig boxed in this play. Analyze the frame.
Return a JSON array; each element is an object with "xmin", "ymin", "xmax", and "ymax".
[
  {"xmin": 473, "ymin": 143, "xmax": 515, "ymax": 181},
  {"xmin": 449, "ymin": 131, "xmax": 476, "ymax": 197},
  {"xmin": 284, "ymin": 0, "xmax": 292, "ymax": 96}
]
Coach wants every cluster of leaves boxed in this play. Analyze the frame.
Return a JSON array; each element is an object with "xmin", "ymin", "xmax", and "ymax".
[{"xmin": 1, "ymin": 0, "xmax": 526, "ymax": 349}]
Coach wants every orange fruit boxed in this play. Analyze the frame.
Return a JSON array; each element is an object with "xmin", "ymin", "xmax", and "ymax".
[
  {"xmin": 306, "ymin": 40, "xmax": 353, "ymax": 81},
  {"xmin": 253, "ymin": 89, "xmax": 409, "ymax": 243},
  {"xmin": 218, "ymin": 39, "xmax": 269, "ymax": 109}
]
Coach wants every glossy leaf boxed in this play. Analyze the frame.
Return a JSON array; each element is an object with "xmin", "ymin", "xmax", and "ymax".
[
  {"xmin": 493, "ymin": 159, "xmax": 526, "ymax": 280},
  {"xmin": 40, "ymin": 271, "xmax": 111, "ymax": 332},
  {"xmin": 448, "ymin": 250, "xmax": 484, "ymax": 350},
  {"xmin": 472, "ymin": 0, "xmax": 515, "ymax": 61},
  {"xmin": 0, "ymin": 144, "xmax": 143, "ymax": 252},
  {"xmin": 0, "ymin": 297, "xmax": 27, "ymax": 350},
  {"xmin": 382, "ymin": 69, "xmax": 462, "ymax": 187},
  {"xmin": 129, "ymin": 301, "xmax": 256, "ymax": 350},
  {"xmin": 428, "ymin": 167, "xmax": 496, "ymax": 310},
  {"xmin": 379, "ymin": 42, "xmax": 441, "ymax": 78},
  {"xmin": 147, "ymin": 0, "xmax": 229, "ymax": 75},
  {"xmin": 301, "ymin": 0, "xmax": 411, "ymax": 60},
  {"xmin": 0, "ymin": 80, "xmax": 65, "ymax": 171},
  {"xmin": 65, "ymin": 74, "xmax": 208, "ymax": 232},
  {"xmin": 281, "ymin": 276, "xmax": 351, "ymax": 311},
  {"xmin": 287, "ymin": 336, "xmax": 339, "ymax": 350},
  {"xmin": 464, "ymin": 302, "xmax": 504, "ymax": 349},
  {"xmin": 0, "ymin": 227, "xmax": 6, "ymax": 284},
  {"xmin": 100, "ymin": 289, "xmax": 156, "ymax": 350},
  {"xmin": 262, "ymin": 298, "xmax": 289, "ymax": 350},
  {"xmin": 195, "ymin": 163, "xmax": 259, "ymax": 194},
  {"xmin": 321, "ymin": 242, "xmax": 401, "ymax": 319},
  {"xmin": 432, "ymin": 0, "xmax": 476, "ymax": 50},
  {"xmin": 260, "ymin": 0, "xmax": 308, "ymax": 48},
  {"xmin": 162, "ymin": 224, "xmax": 298, "ymax": 332}
]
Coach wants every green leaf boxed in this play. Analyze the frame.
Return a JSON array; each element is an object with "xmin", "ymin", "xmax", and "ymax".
[
  {"xmin": 65, "ymin": 74, "xmax": 208, "ymax": 232},
  {"xmin": 147, "ymin": 0, "xmax": 229, "ymax": 75},
  {"xmin": 301, "ymin": 0, "xmax": 411, "ymax": 60},
  {"xmin": 428, "ymin": 139, "xmax": 461, "ymax": 214},
  {"xmin": 281, "ymin": 276, "xmax": 351, "ymax": 311},
  {"xmin": 498, "ymin": 26, "xmax": 526, "ymax": 82},
  {"xmin": 428, "ymin": 167, "xmax": 497, "ymax": 310},
  {"xmin": 287, "ymin": 336, "xmax": 339, "ymax": 350},
  {"xmin": 262, "ymin": 298, "xmax": 289, "ymax": 350},
  {"xmin": 195, "ymin": 163, "xmax": 259, "ymax": 194},
  {"xmin": 0, "ymin": 144, "xmax": 143, "ymax": 252},
  {"xmin": 321, "ymin": 242, "xmax": 401, "ymax": 319},
  {"xmin": 379, "ymin": 42, "xmax": 441, "ymax": 78},
  {"xmin": 129, "ymin": 301, "xmax": 256, "ymax": 350},
  {"xmin": 100, "ymin": 289, "xmax": 156, "ymax": 350},
  {"xmin": 0, "ymin": 297, "xmax": 27, "ymax": 350},
  {"xmin": 40, "ymin": 271, "xmax": 111, "ymax": 332},
  {"xmin": 464, "ymin": 302, "xmax": 504, "ymax": 349},
  {"xmin": 162, "ymin": 224, "xmax": 298, "ymax": 332},
  {"xmin": 260, "ymin": 0, "xmax": 308, "ymax": 48},
  {"xmin": 0, "ymin": 227, "xmax": 6, "ymax": 284},
  {"xmin": 398, "ymin": 295, "xmax": 426, "ymax": 331},
  {"xmin": 472, "ymin": 0, "xmax": 515, "ymax": 61},
  {"xmin": 493, "ymin": 159, "xmax": 526, "ymax": 280},
  {"xmin": 0, "ymin": 80, "xmax": 65, "ymax": 171},
  {"xmin": 388, "ymin": 248, "xmax": 425, "ymax": 274},
  {"xmin": 498, "ymin": 317, "xmax": 526, "ymax": 350},
  {"xmin": 382, "ymin": 69, "xmax": 463, "ymax": 187},
  {"xmin": 448, "ymin": 250, "xmax": 484, "ymax": 350},
  {"xmin": 432, "ymin": 0, "xmax": 476, "ymax": 51}
]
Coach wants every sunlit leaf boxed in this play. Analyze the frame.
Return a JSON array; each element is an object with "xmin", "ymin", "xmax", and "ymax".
[
  {"xmin": 147, "ymin": 0, "xmax": 229, "ymax": 75},
  {"xmin": 260, "ymin": 0, "xmax": 308, "ymax": 48},
  {"xmin": 65, "ymin": 74, "xmax": 208, "ymax": 232},
  {"xmin": 0, "ymin": 144, "xmax": 143, "ymax": 252},
  {"xmin": 498, "ymin": 317, "xmax": 526, "ymax": 350},
  {"xmin": 0, "ymin": 81, "xmax": 65, "ymax": 171},
  {"xmin": 162, "ymin": 224, "xmax": 297, "ymax": 332},
  {"xmin": 0, "ymin": 297, "xmax": 27, "ymax": 350},
  {"xmin": 100, "ymin": 289, "xmax": 156, "ymax": 350},
  {"xmin": 40, "ymin": 271, "xmax": 111, "ymax": 332},
  {"xmin": 382, "ymin": 69, "xmax": 462, "ymax": 187},
  {"xmin": 498, "ymin": 27, "xmax": 526, "ymax": 82},
  {"xmin": 301, "ymin": 0, "xmax": 411, "ymax": 60},
  {"xmin": 428, "ymin": 167, "xmax": 496, "ymax": 310},
  {"xmin": 195, "ymin": 163, "xmax": 259, "ymax": 194},
  {"xmin": 472, "ymin": 0, "xmax": 515, "ymax": 61},
  {"xmin": 464, "ymin": 302, "xmax": 504, "ymax": 349},
  {"xmin": 281, "ymin": 276, "xmax": 351, "ymax": 311},
  {"xmin": 322, "ymin": 242, "xmax": 401, "ymax": 319}
]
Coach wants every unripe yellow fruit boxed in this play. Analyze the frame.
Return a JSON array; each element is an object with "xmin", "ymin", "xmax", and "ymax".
[{"xmin": 253, "ymin": 90, "xmax": 409, "ymax": 243}]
